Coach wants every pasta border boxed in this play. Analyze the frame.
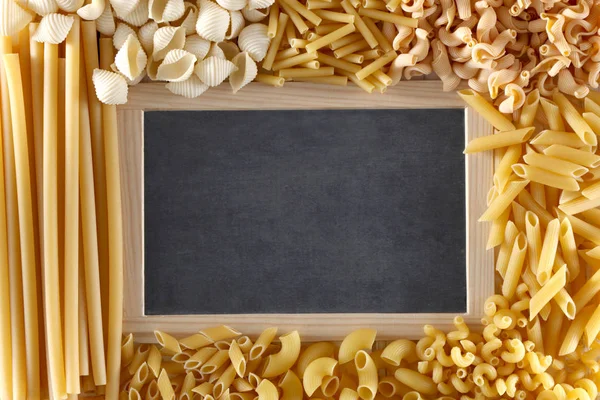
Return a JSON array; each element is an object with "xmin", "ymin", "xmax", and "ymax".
[{"xmin": 118, "ymin": 81, "xmax": 494, "ymax": 342}]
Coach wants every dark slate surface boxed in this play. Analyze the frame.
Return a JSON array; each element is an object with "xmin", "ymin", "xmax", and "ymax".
[{"xmin": 143, "ymin": 109, "xmax": 466, "ymax": 315}]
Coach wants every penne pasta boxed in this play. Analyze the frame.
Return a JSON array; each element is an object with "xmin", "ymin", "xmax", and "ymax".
[
  {"xmin": 502, "ymin": 233, "xmax": 528, "ymax": 299},
  {"xmin": 464, "ymin": 127, "xmax": 534, "ymax": 153},
  {"xmin": 536, "ymin": 219, "xmax": 560, "ymax": 285},
  {"xmin": 523, "ymin": 152, "xmax": 588, "ymax": 179},
  {"xmin": 480, "ymin": 179, "xmax": 529, "ymax": 222},
  {"xmin": 553, "ymin": 92, "xmax": 597, "ymax": 146},
  {"xmin": 512, "ymin": 164, "xmax": 579, "ymax": 191},
  {"xmin": 559, "ymin": 305, "xmax": 595, "ymax": 356},
  {"xmin": 458, "ymin": 89, "xmax": 516, "ymax": 131},
  {"xmin": 529, "ymin": 265, "xmax": 567, "ymax": 320}
]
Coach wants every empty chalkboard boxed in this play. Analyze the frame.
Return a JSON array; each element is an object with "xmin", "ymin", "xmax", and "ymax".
[{"xmin": 143, "ymin": 109, "xmax": 466, "ymax": 315}]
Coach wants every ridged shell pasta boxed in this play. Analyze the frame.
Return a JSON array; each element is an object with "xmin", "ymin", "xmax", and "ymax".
[
  {"xmin": 218, "ymin": 41, "xmax": 240, "ymax": 60},
  {"xmin": 28, "ymin": 0, "xmax": 59, "ymax": 16},
  {"xmin": 56, "ymin": 0, "xmax": 84, "ymax": 12},
  {"xmin": 226, "ymin": 10, "xmax": 245, "ymax": 39},
  {"xmin": 110, "ymin": 63, "xmax": 146, "ymax": 85},
  {"xmin": 113, "ymin": 23, "xmax": 136, "ymax": 50},
  {"xmin": 217, "ymin": 0, "xmax": 247, "ymax": 12},
  {"xmin": 241, "ymin": 6, "xmax": 268, "ymax": 22},
  {"xmin": 92, "ymin": 68, "xmax": 129, "ymax": 105},
  {"xmin": 194, "ymin": 56, "xmax": 238, "ymax": 86},
  {"xmin": 117, "ymin": 0, "xmax": 149, "ymax": 27},
  {"xmin": 175, "ymin": 3, "xmax": 198, "ymax": 35},
  {"xmin": 196, "ymin": 0, "xmax": 230, "ymax": 42},
  {"xmin": 146, "ymin": 57, "xmax": 161, "ymax": 80},
  {"xmin": 183, "ymin": 34, "xmax": 211, "ymax": 60},
  {"xmin": 206, "ymin": 42, "xmax": 226, "ymax": 59},
  {"xmin": 247, "ymin": 0, "xmax": 273, "ymax": 10},
  {"xmin": 96, "ymin": 1, "xmax": 116, "ymax": 36},
  {"xmin": 115, "ymin": 34, "xmax": 148, "ymax": 81},
  {"xmin": 0, "ymin": 0, "xmax": 34, "ymax": 36},
  {"xmin": 229, "ymin": 52, "xmax": 257, "ymax": 93},
  {"xmin": 138, "ymin": 21, "xmax": 158, "ymax": 54},
  {"xmin": 110, "ymin": 0, "xmax": 140, "ymax": 18},
  {"xmin": 77, "ymin": 0, "xmax": 105, "ymax": 20},
  {"xmin": 32, "ymin": 13, "xmax": 74, "ymax": 44},
  {"xmin": 166, "ymin": 75, "xmax": 209, "ymax": 98},
  {"xmin": 149, "ymin": 0, "xmax": 185, "ymax": 23},
  {"xmin": 238, "ymin": 23, "xmax": 270, "ymax": 62},
  {"xmin": 156, "ymin": 49, "xmax": 197, "ymax": 82},
  {"xmin": 152, "ymin": 26, "xmax": 186, "ymax": 60}
]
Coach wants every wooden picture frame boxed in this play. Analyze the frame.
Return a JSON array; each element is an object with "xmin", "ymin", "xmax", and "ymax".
[{"xmin": 117, "ymin": 81, "xmax": 495, "ymax": 343}]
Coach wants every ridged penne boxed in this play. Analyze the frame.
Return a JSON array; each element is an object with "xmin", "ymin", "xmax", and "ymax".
[
  {"xmin": 33, "ymin": 13, "xmax": 74, "ymax": 44},
  {"xmin": 238, "ymin": 23, "xmax": 271, "ymax": 62},
  {"xmin": 230, "ymin": 51, "xmax": 257, "ymax": 93},
  {"xmin": 152, "ymin": 26, "xmax": 186, "ymax": 60},
  {"xmin": 196, "ymin": 0, "xmax": 230, "ymax": 42},
  {"xmin": 115, "ymin": 34, "xmax": 148, "ymax": 81}
]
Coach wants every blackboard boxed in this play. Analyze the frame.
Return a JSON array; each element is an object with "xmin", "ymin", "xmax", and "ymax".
[{"xmin": 143, "ymin": 109, "xmax": 466, "ymax": 315}]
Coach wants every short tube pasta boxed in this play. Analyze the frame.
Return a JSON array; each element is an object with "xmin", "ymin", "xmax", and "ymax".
[{"xmin": 355, "ymin": 351, "xmax": 377, "ymax": 400}]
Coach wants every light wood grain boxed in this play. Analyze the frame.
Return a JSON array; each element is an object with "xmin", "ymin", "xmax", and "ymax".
[
  {"xmin": 117, "ymin": 110, "xmax": 144, "ymax": 319},
  {"xmin": 118, "ymin": 83, "xmax": 494, "ymax": 342},
  {"xmin": 465, "ymin": 107, "xmax": 495, "ymax": 317},
  {"xmin": 122, "ymin": 81, "xmax": 463, "ymax": 110}
]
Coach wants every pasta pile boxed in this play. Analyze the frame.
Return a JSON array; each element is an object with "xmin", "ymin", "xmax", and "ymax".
[
  {"xmin": 119, "ymin": 319, "xmax": 599, "ymax": 400},
  {"xmin": 3, "ymin": 0, "xmax": 600, "ymax": 398}
]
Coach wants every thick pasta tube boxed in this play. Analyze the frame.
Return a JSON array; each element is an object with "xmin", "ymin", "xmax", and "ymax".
[
  {"xmin": 394, "ymin": 368, "xmax": 437, "ymax": 395},
  {"xmin": 338, "ymin": 329, "xmax": 377, "ymax": 364},
  {"xmin": 465, "ymin": 128, "xmax": 534, "ymax": 154},
  {"xmin": 228, "ymin": 341, "xmax": 246, "ymax": 378},
  {"xmin": 256, "ymin": 379, "xmax": 279, "ymax": 400},
  {"xmin": 303, "ymin": 357, "xmax": 337, "ymax": 396},
  {"xmin": 296, "ymin": 342, "xmax": 335, "ymax": 378},
  {"xmin": 278, "ymin": 370, "xmax": 303, "ymax": 400},
  {"xmin": 355, "ymin": 351, "xmax": 377, "ymax": 400},
  {"xmin": 262, "ymin": 331, "xmax": 301, "ymax": 378},
  {"xmin": 380, "ymin": 339, "xmax": 417, "ymax": 366}
]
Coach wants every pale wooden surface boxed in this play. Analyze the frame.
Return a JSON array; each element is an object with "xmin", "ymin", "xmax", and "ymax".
[
  {"xmin": 122, "ymin": 81, "xmax": 463, "ymax": 110},
  {"xmin": 117, "ymin": 82, "xmax": 494, "ymax": 342}
]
